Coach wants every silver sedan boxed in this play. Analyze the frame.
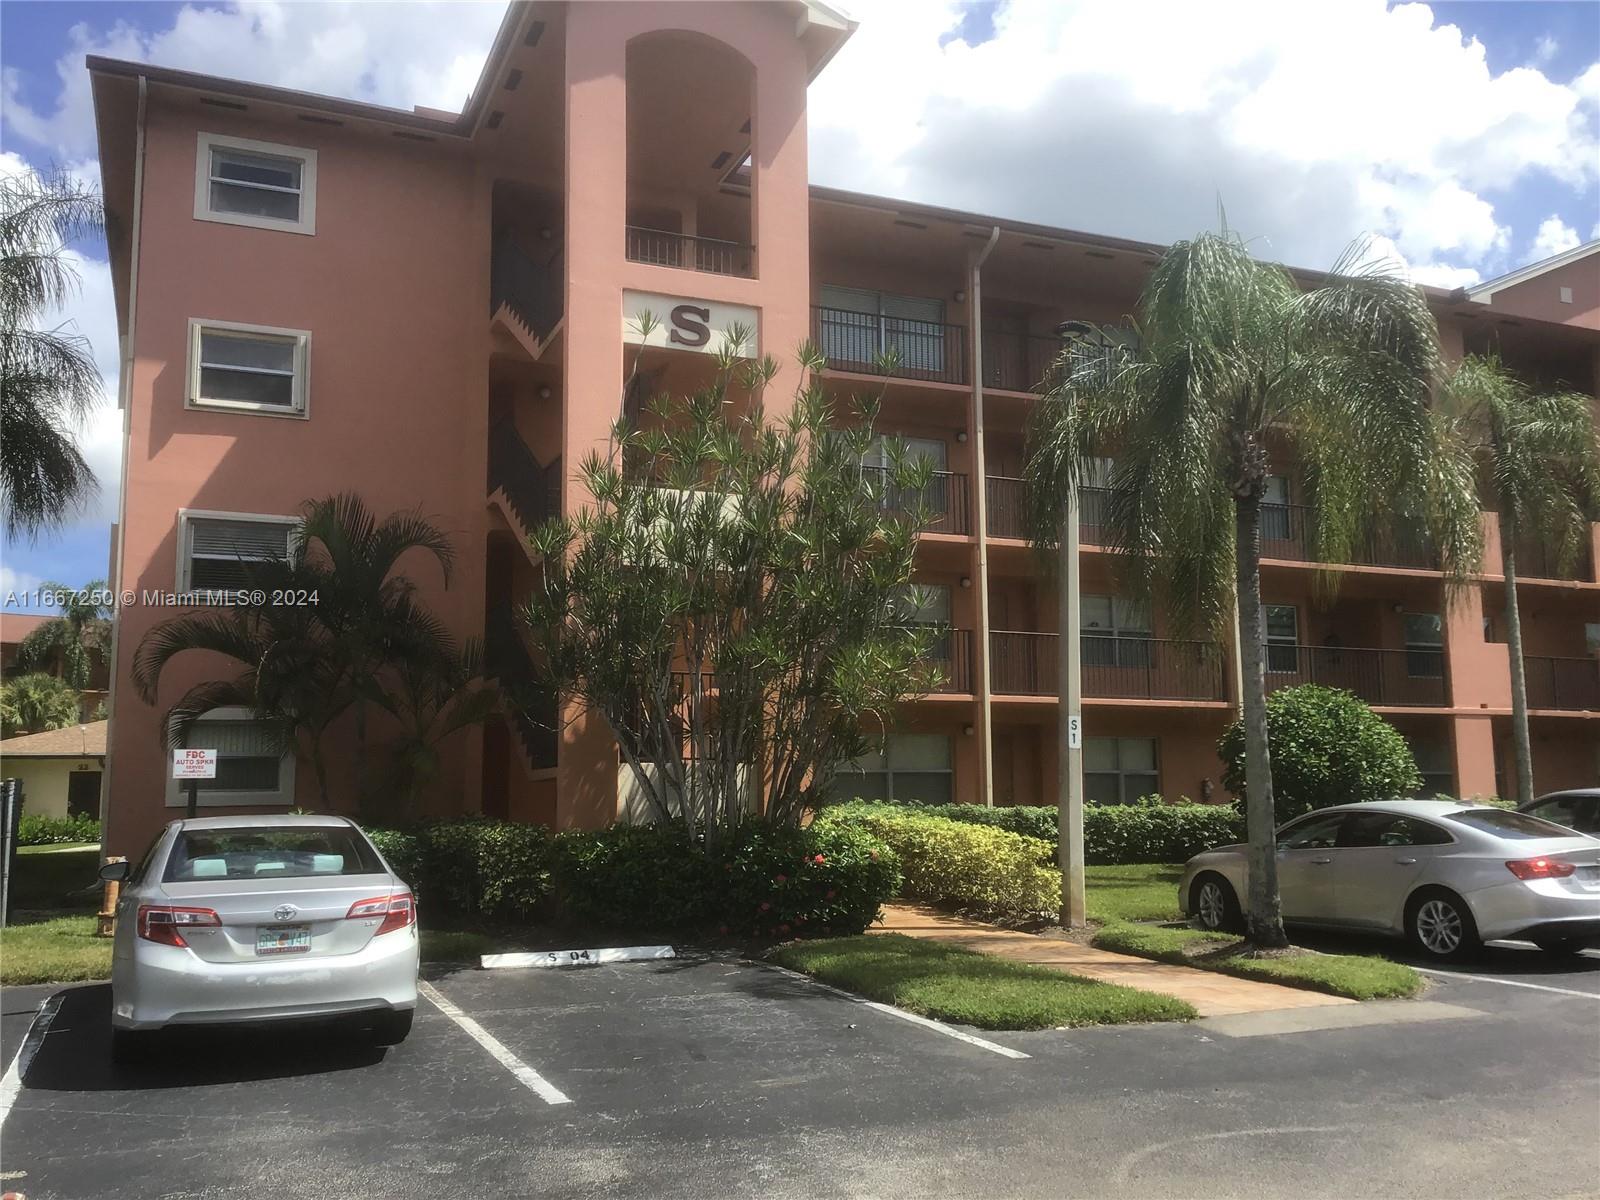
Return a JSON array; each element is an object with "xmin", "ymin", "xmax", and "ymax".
[
  {"xmin": 100, "ymin": 814, "xmax": 419, "ymax": 1061},
  {"xmin": 1178, "ymin": 800, "xmax": 1600, "ymax": 961}
]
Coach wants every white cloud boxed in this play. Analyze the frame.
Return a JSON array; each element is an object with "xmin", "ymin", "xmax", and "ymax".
[
  {"xmin": 1532, "ymin": 35, "xmax": 1559, "ymax": 65},
  {"xmin": 1530, "ymin": 214, "xmax": 1581, "ymax": 260},
  {"xmin": 1, "ymin": 564, "xmax": 47, "ymax": 600},
  {"xmin": 2, "ymin": 1, "xmax": 507, "ymax": 159},
  {"xmin": 808, "ymin": 0, "xmax": 1599, "ymax": 275}
]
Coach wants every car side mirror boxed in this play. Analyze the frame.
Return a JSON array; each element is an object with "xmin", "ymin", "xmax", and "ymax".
[{"xmin": 99, "ymin": 860, "xmax": 131, "ymax": 882}]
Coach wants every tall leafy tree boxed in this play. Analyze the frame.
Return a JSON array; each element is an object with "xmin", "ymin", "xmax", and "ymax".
[
  {"xmin": 521, "ymin": 338, "xmax": 936, "ymax": 844},
  {"xmin": 1436, "ymin": 353, "xmax": 1600, "ymax": 802},
  {"xmin": 1, "ymin": 166, "xmax": 104, "ymax": 537},
  {"xmin": 1026, "ymin": 230, "xmax": 1482, "ymax": 948},
  {"xmin": 14, "ymin": 579, "xmax": 110, "ymax": 688}
]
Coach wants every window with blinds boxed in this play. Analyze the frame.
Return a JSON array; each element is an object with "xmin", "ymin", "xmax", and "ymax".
[
  {"xmin": 183, "ymin": 514, "xmax": 295, "ymax": 594},
  {"xmin": 195, "ymin": 133, "xmax": 317, "ymax": 235},
  {"xmin": 188, "ymin": 321, "xmax": 308, "ymax": 415},
  {"xmin": 816, "ymin": 286, "xmax": 946, "ymax": 373},
  {"xmin": 186, "ymin": 720, "xmax": 285, "ymax": 793}
]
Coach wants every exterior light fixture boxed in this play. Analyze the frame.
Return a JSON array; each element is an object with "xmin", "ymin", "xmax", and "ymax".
[
  {"xmin": 963, "ymin": 725, "xmax": 975, "ymax": 736},
  {"xmin": 959, "ymin": 576, "xmax": 972, "ymax": 589},
  {"xmin": 537, "ymin": 385, "xmax": 553, "ymax": 399},
  {"xmin": 956, "ymin": 430, "xmax": 968, "ymax": 443},
  {"xmin": 954, "ymin": 290, "xmax": 967, "ymax": 303}
]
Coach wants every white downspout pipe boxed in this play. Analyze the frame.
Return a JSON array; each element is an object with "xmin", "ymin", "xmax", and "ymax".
[{"xmin": 969, "ymin": 226, "xmax": 1000, "ymax": 806}]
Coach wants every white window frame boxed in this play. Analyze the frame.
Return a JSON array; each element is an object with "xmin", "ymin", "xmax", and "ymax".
[
  {"xmin": 164, "ymin": 706, "xmax": 296, "ymax": 809},
  {"xmin": 194, "ymin": 132, "xmax": 317, "ymax": 236},
  {"xmin": 176, "ymin": 508, "xmax": 299, "ymax": 598},
  {"xmin": 187, "ymin": 319, "xmax": 311, "ymax": 418}
]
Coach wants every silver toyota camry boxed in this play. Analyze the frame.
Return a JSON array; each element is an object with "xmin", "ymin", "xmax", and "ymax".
[
  {"xmin": 100, "ymin": 814, "xmax": 418, "ymax": 1061},
  {"xmin": 1178, "ymin": 800, "xmax": 1600, "ymax": 961}
]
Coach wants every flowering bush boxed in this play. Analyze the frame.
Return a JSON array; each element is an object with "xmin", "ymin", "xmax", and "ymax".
[
  {"xmin": 719, "ymin": 822, "xmax": 901, "ymax": 939},
  {"xmin": 367, "ymin": 821, "xmax": 552, "ymax": 922},
  {"xmin": 17, "ymin": 813, "xmax": 102, "ymax": 846}
]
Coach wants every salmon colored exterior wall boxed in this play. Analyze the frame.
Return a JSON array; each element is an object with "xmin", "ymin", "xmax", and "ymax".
[{"xmin": 91, "ymin": 2, "xmax": 1596, "ymax": 856}]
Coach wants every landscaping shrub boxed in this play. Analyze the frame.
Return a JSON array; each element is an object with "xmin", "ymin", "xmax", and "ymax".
[
  {"xmin": 1218, "ymin": 684, "xmax": 1422, "ymax": 820},
  {"xmin": 552, "ymin": 823, "xmax": 720, "ymax": 930},
  {"xmin": 367, "ymin": 821, "xmax": 551, "ymax": 924},
  {"xmin": 16, "ymin": 813, "xmax": 102, "ymax": 846},
  {"xmin": 826, "ymin": 800, "xmax": 1244, "ymax": 865},
  {"xmin": 719, "ymin": 821, "xmax": 901, "ymax": 939},
  {"xmin": 817, "ymin": 807, "xmax": 1058, "ymax": 922}
]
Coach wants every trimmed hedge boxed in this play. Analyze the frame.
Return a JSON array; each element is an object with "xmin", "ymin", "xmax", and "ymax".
[
  {"xmin": 815, "ymin": 807, "xmax": 1058, "ymax": 922},
  {"xmin": 826, "ymin": 800, "xmax": 1244, "ymax": 865},
  {"xmin": 368, "ymin": 818, "xmax": 900, "ymax": 938},
  {"xmin": 17, "ymin": 814, "xmax": 102, "ymax": 846}
]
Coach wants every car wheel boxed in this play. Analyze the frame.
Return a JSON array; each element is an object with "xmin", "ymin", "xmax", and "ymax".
[
  {"xmin": 1532, "ymin": 937, "xmax": 1587, "ymax": 957},
  {"xmin": 1191, "ymin": 873, "xmax": 1242, "ymax": 933},
  {"xmin": 110, "ymin": 1027, "xmax": 155, "ymax": 1066},
  {"xmin": 1406, "ymin": 889, "xmax": 1481, "ymax": 962},
  {"xmin": 370, "ymin": 1008, "xmax": 413, "ymax": 1047}
]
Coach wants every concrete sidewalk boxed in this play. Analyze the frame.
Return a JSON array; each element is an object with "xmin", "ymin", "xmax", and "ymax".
[{"xmin": 876, "ymin": 904, "xmax": 1356, "ymax": 1017}]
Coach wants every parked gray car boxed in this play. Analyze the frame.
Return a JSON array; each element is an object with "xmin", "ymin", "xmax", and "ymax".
[
  {"xmin": 1178, "ymin": 800, "xmax": 1600, "ymax": 960},
  {"xmin": 100, "ymin": 814, "xmax": 418, "ymax": 1062},
  {"xmin": 1519, "ymin": 787, "xmax": 1600, "ymax": 836}
]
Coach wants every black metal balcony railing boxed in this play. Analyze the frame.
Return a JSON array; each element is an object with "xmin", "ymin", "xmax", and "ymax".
[
  {"xmin": 924, "ymin": 629, "xmax": 974, "ymax": 694},
  {"xmin": 1511, "ymin": 535, "xmax": 1596, "ymax": 583},
  {"xmin": 1263, "ymin": 645, "xmax": 1448, "ymax": 707},
  {"xmin": 989, "ymin": 632, "xmax": 1228, "ymax": 700},
  {"xmin": 812, "ymin": 306, "xmax": 968, "ymax": 386},
  {"xmin": 862, "ymin": 466, "xmax": 971, "ymax": 536},
  {"xmin": 981, "ymin": 330, "xmax": 1061, "ymax": 393},
  {"xmin": 490, "ymin": 234, "xmax": 563, "ymax": 342},
  {"xmin": 1261, "ymin": 502, "xmax": 1437, "ymax": 570},
  {"xmin": 624, "ymin": 226, "xmax": 753, "ymax": 278},
  {"xmin": 485, "ymin": 605, "xmax": 558, "ymax": 770},
  {"xmin": 489, "ymin": 420, "xmax": 562, "ymax": 536},
  {"xmin": 986, "ymin": 478, "xmax": 1111, "ymax": 544},
  {"xmin": 1523, "ymin": 656, "xmax": 1600, "ymax": 710}
]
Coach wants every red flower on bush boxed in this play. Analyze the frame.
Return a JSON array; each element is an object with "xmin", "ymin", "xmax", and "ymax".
[
  {"xmin": 760, "ymin": 902, "xmax": 771, "ymax": 911},
  {"xmin": 775, "ymin": 874, "xmax": 787, "ymax": 884},
  {"xmin": 812, "ymin": 854, "xmax": 826, "ymax": 865}
]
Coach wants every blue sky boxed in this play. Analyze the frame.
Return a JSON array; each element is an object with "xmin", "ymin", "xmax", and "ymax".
[{"xmin": 2, "ymin": 0, "xmax": 1597, "ymax": 610}]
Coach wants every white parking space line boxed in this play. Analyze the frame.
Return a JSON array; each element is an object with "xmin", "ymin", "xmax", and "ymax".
[
  {"xmin": 1411, "ymin": 967, "xmax": 1600, "ymax": 999},
  {"xmin": 0, "ymin": 991, "xmax": 65, "ymax": 1132},
  {"xmin": 418, "ymin": 981, "xmax": 573, "ymax": 1105},
  {"xmin": 766, "ymin": 964, "xmax": 1030, "ymax": 1059}
]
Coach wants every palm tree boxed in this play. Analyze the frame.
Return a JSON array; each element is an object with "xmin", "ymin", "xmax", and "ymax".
[
  {"xmin": 373, "ymin": 641, "xmax": 501, "ymax": 823},
  {"xmin": 133, "ymin": 494, "xmax": 460, "ymax": 813},
  {"xmin": 2, "ymin": 166, "xmax": 104, "ymax": 538},
  {"xmin": 1, "ymin": 672, "xmax": 81, "ymax": 735},
  {"xmin": 14, "ymin": 579, "xmax": 110, "ymax": 688},
  {"xmin": 1436, "ymin": 354, "xmax": 1600, "ymax": 803},
  {"xmin": 1026, "ymin": 230, "xmax": 1482, "ymax": 948}
]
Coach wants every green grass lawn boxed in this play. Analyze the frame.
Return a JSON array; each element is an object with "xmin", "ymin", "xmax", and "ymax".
[
  {"xmin": 1091, "ymin": 923, "xmax": 1424, "ymax": 1001},
  {"xmin": 771, "ymin": 932, "xmax": 1195, "ymax": 1030},
  {"xmin": 0, "ymin": 914, "xmax": 112, "ymax": 985},
  {"xmin": 1084, "ymin": 863, "xmax": 1184, "ymax": 924},
  {"xmin": 12, "ymin": 845, "xmax": 103, "ymax": 911}
]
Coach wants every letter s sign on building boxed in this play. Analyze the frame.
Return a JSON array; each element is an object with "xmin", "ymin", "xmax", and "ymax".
[{"xmin": 622, "ymin": 291, "xmax": 758, "ymax": 357}]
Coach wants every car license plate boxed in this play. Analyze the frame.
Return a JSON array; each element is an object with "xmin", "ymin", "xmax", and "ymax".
[{"xmin": 257, "ymin": 924, "xmax": 312, "ymax": 955}]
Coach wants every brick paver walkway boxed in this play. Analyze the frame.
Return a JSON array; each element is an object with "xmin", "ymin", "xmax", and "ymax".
[{"xmin": 876, "ymin": 904, "xmax": 1355, "ymax": 1018}]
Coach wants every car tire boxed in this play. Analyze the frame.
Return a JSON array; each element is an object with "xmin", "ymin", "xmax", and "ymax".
[
  {"xmin": 370, "ymin": 1008, "xmax": 413, "ymax": 1047},
  {"xmin": 110, "ymin": 1027, "xmax": 155, "ymax": 1066},
  {"xmin": 1191, "ymin": 873, "xmax": 1243, "ymax": 934},
  {"xmin": 1532, "ymin": 937, "xmax": 1587, "ymax": 957},
  {"xmin": 1405, "ymin": 888, "xmax": 1481, "ymax": 962}
]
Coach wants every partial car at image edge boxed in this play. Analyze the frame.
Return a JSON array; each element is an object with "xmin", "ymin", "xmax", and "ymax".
[{"xmin": 1178, "ymin": 799, "xmax": 1600, "ymax": 961}]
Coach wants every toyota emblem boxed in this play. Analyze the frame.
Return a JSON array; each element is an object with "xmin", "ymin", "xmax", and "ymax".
[{"xmin": 273, "ymin": 904, "xmax": 298, "ymax": 921}]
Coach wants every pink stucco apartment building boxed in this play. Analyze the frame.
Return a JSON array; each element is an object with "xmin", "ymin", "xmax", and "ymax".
[{"xmin": 87, "ymin": 0, "xmax": 1599, "ymax": 856}]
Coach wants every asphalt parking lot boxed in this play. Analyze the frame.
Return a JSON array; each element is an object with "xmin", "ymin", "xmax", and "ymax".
[{"xmin": 2, "ymin": 942, "xmax": 1597, "ymax": 1200}]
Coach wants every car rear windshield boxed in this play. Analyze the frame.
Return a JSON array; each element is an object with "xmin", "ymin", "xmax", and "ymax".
[
  {"xmin": 1442, "ymin": 809, "xmax": 1576, "ymax": 840},
  {"xmin": 163, "ymin": 826, "xmax": 384, "ymax": 882}
]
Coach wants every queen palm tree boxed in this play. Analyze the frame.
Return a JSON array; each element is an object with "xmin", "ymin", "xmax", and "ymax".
[
  {"xmin": 133, "ymin": 494, "xmax": 461, "ymax": 813},
  {"xmin": 1436, "ymin": 354, "xmax": 1600, "ymax": 803},
  {"xmin": 1026, "ymin": 230, "xmax": 1482, "ymax": 948},
  {"xmin": 14, "ymin": 579, "xmax": 110, "ymax": 688},
  {"xmin": 2, "ymin": 167, "xmax": 104, "ymax": 537}
]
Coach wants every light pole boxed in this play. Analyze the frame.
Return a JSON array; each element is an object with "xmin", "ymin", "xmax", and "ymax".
[{"xmin": 1055, "ymin": 320, "xmax": 1090, "ymax": 929}]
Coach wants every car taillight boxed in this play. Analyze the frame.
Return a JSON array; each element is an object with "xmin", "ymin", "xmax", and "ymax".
[
  {"xmin": 1505, "ymin": 857, "xmax": 1576, "ymax": 880},
  {"xmin": 137, "ymin": 905, "xmax": 220, "ymax": 947},
  {"xmin": 347, "ymin": 893, "xmax": 414, "ymax": 936}
]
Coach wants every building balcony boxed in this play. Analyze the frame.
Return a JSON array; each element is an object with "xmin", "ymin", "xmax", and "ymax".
[
  {"xmin": 1510, "ymin": 535, "xmax": 1596, "ymax": 583},
  {"xmin": 981, "ymin": 329, "xmax": 1060, "ymax": 393},
  {"xmin": 989, "ymin": 632, "xmax": 1228, "ymax": 700},
  {"xmin": 1262, "ymin": 502, "xmax": 1436, "ymax": 570},
  {"xmin": 866, "ymin": 466, "xmax": 971, "ymax": 536},
  {"xmin": 625, "ymin": 226, "xmax": 754, "ymax": 278},
  {"xmin": 1263, "ymin": 644, "xmax": 1448, "ymax": 707},
  {"xmin": 923, "ymin": 629, "xmax": 975, "ymax": 694},
  {"xmin": 986, "ymin": 478, "xmax": 1112, "ymax": 544},
  {"xmin": 812, "ymin": 306, "xmax": 968, "ymax": 386},
  {"xmin": 1523, "ymin": 656, "xmax": 1600, "ymax": 711}
]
